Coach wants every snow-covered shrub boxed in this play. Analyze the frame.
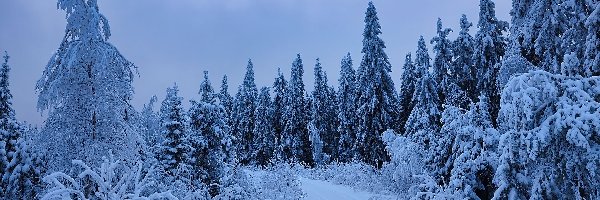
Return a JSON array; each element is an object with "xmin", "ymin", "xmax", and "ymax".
[
  {"xmin": 214, "ymin": 166, "xmax": 258, "ymax": 200},
  {"xmin": 41, "ymin": 154, "xmax": 177, "ymax": 200},
  {"xmin": 494, "ymin": 71, "xmax": 600, "ymax": 199},
  {"xmin": 381, "ymin": 130, "xmax": 426, "ymax": 197},
  {"xmin": 256, "ymin": 164, "xmax": 303, "ymax": 200}
]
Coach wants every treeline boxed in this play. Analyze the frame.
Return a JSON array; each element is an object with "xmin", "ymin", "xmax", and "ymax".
[{"xmin": 0, "ymin": 0, "xmax": 598, "ymax": 199}]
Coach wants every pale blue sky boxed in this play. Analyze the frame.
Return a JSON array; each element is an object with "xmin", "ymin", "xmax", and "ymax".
[{"xmin": 0, "ymin": 0, "xmax": 510, "ymax": 125}]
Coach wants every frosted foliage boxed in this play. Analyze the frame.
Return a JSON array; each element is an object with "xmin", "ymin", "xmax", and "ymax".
[
  {"xmin": 41, "ymin": 155, "xmax": 177, "ymax": 200},
  {"xmin": 494, "ymin": 71, "xmax": 600, "ymax": 199},
  {"xmin": 36, "ymin": 0, "xmax": 141, "ymax": 170}
]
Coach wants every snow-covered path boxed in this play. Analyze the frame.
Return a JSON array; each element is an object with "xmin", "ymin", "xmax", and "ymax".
[{"xmin": 299, "ymin": 177, "xmax": 392, "ymax": 200}]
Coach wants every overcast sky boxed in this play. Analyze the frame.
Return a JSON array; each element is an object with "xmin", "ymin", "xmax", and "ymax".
[{"xmin": 0, "ymin": 0, "xmax": 510, "ymax": 125}]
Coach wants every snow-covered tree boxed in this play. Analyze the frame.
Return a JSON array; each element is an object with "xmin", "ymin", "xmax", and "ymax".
[
  {"xmin": 0, "ymin": 51, "xmax": 19, "ymax": 181},
  {"xmin": 219, "ymin": 75, "xmax": 234, "ymax": 124},
  {"xmin": 189, "ymin": 71, "xmax": 230, "ymax": 196},
  {"xmin": 400, "ymin": 37, "xmax": 434, "ymax": 129},
  {"xmin": 473, "ymin": 0, "xmax": 508, "ymax": 127},
  {"xmin": 140, "ymin": 96, "xmax": 160, "ymax": 148},
  {"xmin": 494, "ymin": 71, "xmax": 600, "ymax": 199},
  {"xmin": 430, "ymin": 18, "xmax": 453, "ymax": 106},
  {"xmin": 2, "ymin": 138, "xmax": 44, "ymax": 199},
  {"xmin": 585, "ymin": 2, "xmax": 599, "ymax": 76},
  {"xmin": 36, "ymin": 0, "xmax": 143, "ymax": 170},
  {"xmin": 451, "ymin": 15, "xmax": 476, "ymax": 105},
  {"xmin": 441, "ymin": 95, "xmax": 499, "ymax": 199},
  {"xmin": 272, "ymin": 68, "xmax": 288, "ymax": 162},
  {"xmin": 232, "ymin": 59, "xmax": 258, "ymax": 165},
  {"xmin": 282, "ymin": 54, "xmax": 313, "ymax": 166},
  {"xmin": 404, "ymin": 74, "xmax": 441, "ymax": 152},
  {"xmin": 355, "ymin": 1, "xmax": 400, "ymax": 167},
  {"xmin": 309, "ymin": 59, "xmax": 339, "ymax": 165},
  {"xmin": 253, "ymin": 87, "xmax": 274, "ymax": 167},
  {"xmin": 337, "ymin": 53, "xmax": 357, "ymax": 163},
  {"xmin": 156, "ymin": 85, "xmax": 189, "ymax": 176}
]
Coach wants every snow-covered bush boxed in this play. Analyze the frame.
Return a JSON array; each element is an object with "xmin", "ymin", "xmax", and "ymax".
[
  {"xmin": 41, "ymin": 154, "xmax": 177, "ymax": 200},
  {"xmin": 214, "ymin": 166, "xmax": 258, "ymax": 200},
  {"xmin": 256, "ymin": 164, "xmax": 303, "ymax": 200},
  {"xmin": 381, "ymin": 130, "xmax": 426, "ymax": 197}
]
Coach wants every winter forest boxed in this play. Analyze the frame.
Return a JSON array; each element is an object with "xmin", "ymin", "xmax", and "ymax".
[{"xmin": 0, "ymin": 0, "xmax": 599, "ymax": 199}]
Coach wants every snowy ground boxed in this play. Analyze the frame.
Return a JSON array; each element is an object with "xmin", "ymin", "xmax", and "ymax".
[
  {"xmin": 245, "ymin": 169, "xmax": 395, "ymax": 200},
  {"xmin": 298, "ymin": 177, "xmax": 395, "ymax": 200}
]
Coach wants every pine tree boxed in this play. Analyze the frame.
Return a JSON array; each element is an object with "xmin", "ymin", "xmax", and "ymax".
[
  {"xmin": 355, "ymin": 2, "xmax": 400, "ymax": 168},
  {"xmin": 430, "ymin": 18, "xmax": 453, "ymax": 106},
  {"xmin": 337, "ymin": 53, "xmax": 358, "ymax": 163},
  {"xmin": 282, "ymin": 54, "xmax": 313, "ymax": 166},
  {"xmin": 232, "ymin": 59, "xmax": 258, "ymax": 165},
  {"xmin": 36, "ymin": 0, "xmax": 143, "ymax": 170},
  {"xmin": 272, "ymin": 68, "xmax": 288, "ymax": 162},
  {"xmin": 253, "ymin": 87, "xmax": 274, "ymax": 167},
  {"xmin": 189, "ymin": 71, "xmax": 229, "ymax": 196},
  {"xmin": 156, "ymin": 85, "xmax": 188, "ymax": 175},
  {"xmin": 473, "ymin": 0, "xmax": 508, "ymax": 127}
]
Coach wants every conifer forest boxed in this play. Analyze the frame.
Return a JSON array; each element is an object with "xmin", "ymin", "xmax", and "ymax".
[{"xmin": 0, "ymin": 0, "xmax": 599, "ymax": 199}]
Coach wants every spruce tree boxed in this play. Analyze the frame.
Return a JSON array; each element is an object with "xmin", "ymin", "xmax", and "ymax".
[
  {"xmin": 36, "ymin": 0, "xmax": 143, "ymax": 170},
  {"xmin": 156, "ymin": 85, "xmax": 188, "ymax": 175},
  {"xmin": 282, "ymin": 54, "xmax": 313, "ymax": 166},
  {"xmin": 309, "ymin": 59, "xmax": 339, "ymax": 165},
  {"xmin": 0, "ymin": 52, "xmax": 19, "ymax": 175},
  {"xmin": 404, "ymin": 74, "xmax": 441, "ymax": 150},
  {"xmin": 232, "ymin": 59, "xmax": 258, "ymax": 165},
  {"xmin": 189, "ymin": 71, "xmax": 229, "ymax": 196},
  {"xmin": 398, "ymin": 53, "xmax": 416, "ymax": 134},
  {"xmin": 219, "ymin": 75, "xmax": 234, "ymax": 123},
  {"xmin": 0, "ymin": 52, "xmax": 43, "ymax": 199},
  {"xmin": 337, "ymin": 53, "xmax": 357, "ymax": 163},
  {"xmin": 452, "ymin": 15, "xmax": 476, "ymax": 103},
  {"xmin": 253, "ymin": 87, "xmax": 274, "ymax": 166},
  {"xmin": 585, "ymin": 3, "xmax": 599, "ymax": 76},
  {"xmin": 399, "ymin": 36, "xmax": 432, "ymax": 133},
  {"xmin": 473, "ymin": 0, "xmax": 508, "ymax": 127},
  {"xmin": 272, "ymin": 68, "xmax": 288, "ymax": 162},
  {"xmin": 355, "ymin": 2, "xmax": 400, "ymax": 168},
  {"xmin": 430, "ymin": 18, "xmax": 453, "ymax": 106}
]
